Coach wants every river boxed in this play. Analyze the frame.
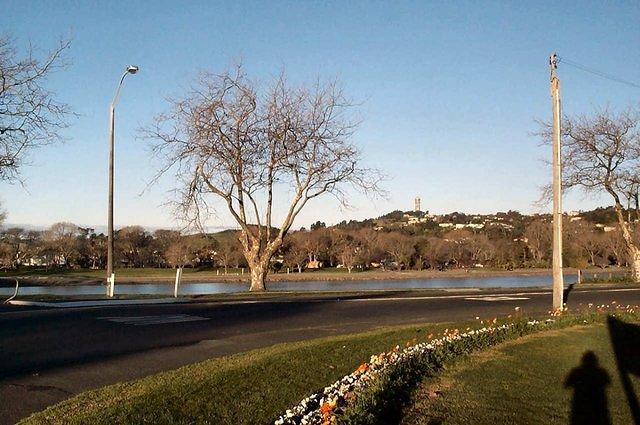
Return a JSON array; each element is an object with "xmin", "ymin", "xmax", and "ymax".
[{"xmin": 0, "ymin": 273, "xmax": 579, "ymax": 296}]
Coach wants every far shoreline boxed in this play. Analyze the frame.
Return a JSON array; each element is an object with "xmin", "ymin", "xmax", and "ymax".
[{"xmin": 0, "ymin": 267, "xmax": 594, "ymax": 287}]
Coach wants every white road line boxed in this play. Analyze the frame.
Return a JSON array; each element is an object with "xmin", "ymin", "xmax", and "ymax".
[
  {"xmin": 342, "ymin": 287, "xmax": 640, "ymax": 303},
  {"xmin": 344, "ymin": 292, "xmax": 546, "ymax": 302},
  {"xmin": 98, "ymin": 314, "xmax": 209, "ymax": 326},
  {"xmin": 464, "ymin": 296, "xmax": 530, "ymax": 301}
]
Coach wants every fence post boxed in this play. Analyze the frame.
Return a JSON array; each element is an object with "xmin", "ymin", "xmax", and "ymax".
[
  {"xmin": 108, "ymin": 273, "xmax": 115, "ymax": 297},
  {"xmin": 174, "ymin": 267, "xmax": 183, "ymax": 298},
  {"xmin": 577, "ymin": 269, "xmax": 582, "ymax": 284}
]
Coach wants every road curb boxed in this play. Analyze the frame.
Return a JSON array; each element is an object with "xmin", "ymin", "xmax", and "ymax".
[{"xmin": 8, "ymin": 298, "xmax": 189, "ymax": 308}]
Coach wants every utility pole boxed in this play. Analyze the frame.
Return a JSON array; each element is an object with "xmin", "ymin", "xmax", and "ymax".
[{"xmin": 550, "ymin": 53, "xmax": 564, "ymax": 310}]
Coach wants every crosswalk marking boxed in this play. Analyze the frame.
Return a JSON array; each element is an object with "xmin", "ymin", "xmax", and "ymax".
[
  {"xmin": 97, "ymin": 314, "xmax": 210, "ymax": 326},
  {"xmin": 464, "ymin": 296, "xmax": 530, "ymax": 302}
]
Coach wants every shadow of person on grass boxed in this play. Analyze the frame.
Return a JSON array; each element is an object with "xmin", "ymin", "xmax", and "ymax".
[
  {"xmin": 564, "ymin": 351, "xmax": 612, "ymax": 425},
  {"xmin": 607, "ymin": 315, "xmax": 640, "ymax": 424}
]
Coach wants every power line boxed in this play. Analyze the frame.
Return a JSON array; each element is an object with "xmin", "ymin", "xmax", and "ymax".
[{"xmin": 557, "ymin": 56, "xmax": 640, "ymax": 89}]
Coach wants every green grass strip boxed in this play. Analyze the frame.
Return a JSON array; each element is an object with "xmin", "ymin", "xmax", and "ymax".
[
  {"xmin": 19, "ymin": 322, "xmax": 461, "ymax": 425},
  {"xmin": 403, "ymin": 319, "xmax": 640, "ymax": 424},
  {"xmin": 20, "ymin": 310, "xmax": 639, "ymax": 425}
]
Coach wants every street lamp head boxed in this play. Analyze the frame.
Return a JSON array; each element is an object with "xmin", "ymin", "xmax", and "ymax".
[{"xmin": 126, "ymin": 65, "xmax": 139, "ymax": 74}]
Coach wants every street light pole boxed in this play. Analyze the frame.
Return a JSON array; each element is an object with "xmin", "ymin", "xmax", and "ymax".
[{"xmin": 107, "ymin": 65, "xmax": 139, "ymax": 297}]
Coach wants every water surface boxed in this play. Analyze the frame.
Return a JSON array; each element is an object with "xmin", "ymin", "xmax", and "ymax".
[{"xmin": 0, "ymin": 273, "xmax": 578, "ymax": 296}]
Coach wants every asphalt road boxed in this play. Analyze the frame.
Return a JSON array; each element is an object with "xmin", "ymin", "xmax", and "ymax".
[{"xmin": 1, "ymin": 285, "xmax": 639, "ymax": 424}]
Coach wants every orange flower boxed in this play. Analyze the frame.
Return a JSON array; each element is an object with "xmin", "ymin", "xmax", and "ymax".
[
  {"xmin": 321, "ymin": 398, "xmax": 338, "ymax": 422},
  {"xmin": 321, "ymin": 401, "xmax": 335, "ymax": 415},
  {"xmin": 356, "ymin": 363, "xmax": 369, "ymax": 374}
]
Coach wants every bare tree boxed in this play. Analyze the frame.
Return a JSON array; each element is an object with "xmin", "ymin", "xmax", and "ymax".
[
  {"xmin": 382, "ymin": 232, "xmax": 415, "ymax": 270},
  {"xmin": 468, "ymin": 233, "xmax": 495, "ymax": 265},
  {"xmin": 523, "ymin": 220, "xmax": 552, "ymax": 265},
  {"xmin": 283, "ymin": 232, "xmax": 308, "ymax": 273},
  {"xmin": 414, "ymin": 236, "xmax": 429, "ymax": 270},
  {"xmin": 338, "ymin": 240, "xmax": 359, "ymax": 273},
  {"xmin": 0, "ymin": 36, "xmax": 71, "ymax": 182},
  {"xmin": 116, "ymin": 226, "xmax": 151, "ymax": 268},
  {"xmin": 145, "ymin": 67, "xmax": 380, "ymax": 290},
  {"xmin": 539, "ymin": 108, "xmax": 640, "ymax": 280},
  {"xmin": 566, "ymin": 221, "xmax": 606, "ymax": 267},
  {"xmin": 215, "ymin": 235, "xmax": 242, "ymax": 274},
  {"xmin": 44, "ymin": 222, "xmax": 81, "ymax": 267},
  {"xmin": 443, "ymin": 229, "xmax": 474, "ymax": 267},
  {"xmin": 165, "ymin": 240, "xmax": 193, "ymax": 268},
  {"xmin": 603, "ymin": 228, "xmax": 627, "ymax": 267},
  {"xmin": 85, "ymin": 233, "xmax": 106, "ymax": 269},
  {"xmin": 424, "ymin": 236, "xmax": 449, "ymax": 270},
  {"xmin": 354, "ymin": 228, "xmax": 384, "ymax": 268},
  {"xmin": 302, "ymin": 228, "xmax": 330, "ymax": 264},
  {"xmin": 150, "ymin": 229, "xmax": 181, "ymax": 267},
  {"xmin": 0, "ymin": 227, "xmax": 26, "ymax": 268}
]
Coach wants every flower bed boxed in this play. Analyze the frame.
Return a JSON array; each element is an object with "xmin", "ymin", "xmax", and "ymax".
[
  {"xmin": 275, "ymin": 320, "xmax": 542, "ymax": 425},
  {"xmin": 275, "ymin": 304, "xmax": 638, "ymax": 425}
]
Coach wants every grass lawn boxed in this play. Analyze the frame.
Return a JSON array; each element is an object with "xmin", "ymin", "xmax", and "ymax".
[
  {"xmin": 402, "ymin": 321, "xmax": 640, "ymax": 425},
  {"xmin": 19, "ymin": 322, "xmax": 460, "ymax": 425}
]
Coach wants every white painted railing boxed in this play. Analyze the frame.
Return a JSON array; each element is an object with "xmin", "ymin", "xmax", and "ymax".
[{"xmin": 3, "ymin": 279, "xmax": 19, "ymax": 304}]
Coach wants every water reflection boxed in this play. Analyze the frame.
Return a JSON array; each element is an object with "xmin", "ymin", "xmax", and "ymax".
[{"xmin": 0, "ymin": 273, "xmax": 578, "ymax": 296}]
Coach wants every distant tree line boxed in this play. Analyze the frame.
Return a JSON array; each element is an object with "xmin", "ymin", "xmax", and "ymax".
[
  {"xmin": 0, "ymin": 224, "xmax": 244, "ymax": 271},
  {"xmin": 1, "ymin": 210, "xmax": 637, "ymax": 272}
]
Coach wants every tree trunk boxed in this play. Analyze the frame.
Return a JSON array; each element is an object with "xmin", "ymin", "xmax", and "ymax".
[
  {"xmin": 249, "ymin": 262, "xmax": 268, "ymax": 291},
  {"xmin": 630, "ymin": 247, "xmax": 640, "ymax": 282},
  {"xmin": 611, "ymin": 196, "xmax": 640, "ymax": 283}
]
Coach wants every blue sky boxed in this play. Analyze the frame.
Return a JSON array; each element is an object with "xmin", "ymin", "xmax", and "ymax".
[{"xmin": 2, "ymin": 1, "xmax": 639, "ymax": 230}]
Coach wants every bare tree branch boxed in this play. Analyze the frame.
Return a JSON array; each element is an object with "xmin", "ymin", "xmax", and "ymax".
[{"xmin": 0, "ymin": 36, "xmax": 72, "ymax": 182}]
